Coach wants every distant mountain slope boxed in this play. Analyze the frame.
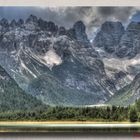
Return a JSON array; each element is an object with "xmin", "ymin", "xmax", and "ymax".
[
  {"xmin": 28, "ymin": 73, "xmax": 107, "ymax": 106},
  {"xmin": 0, "ymin": 66, "xmax": 47, "ymax": 112},
  {"xmin": 107, "ymin": 73, "xmax": 140, "ymax": 106}
]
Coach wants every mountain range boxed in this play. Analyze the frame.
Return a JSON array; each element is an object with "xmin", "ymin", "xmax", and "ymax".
[{"xmin": 0, "ymin": 15, "xmax": 140, "ymax": 110}]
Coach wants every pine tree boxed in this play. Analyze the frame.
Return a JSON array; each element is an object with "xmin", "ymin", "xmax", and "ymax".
[
  {"xmin": 136, "ymin": 99, "xmax": 140, "ymax": 112},
  {"xmin": 129, "ymin": 106, "xmax": 138, "ymax": 122}
]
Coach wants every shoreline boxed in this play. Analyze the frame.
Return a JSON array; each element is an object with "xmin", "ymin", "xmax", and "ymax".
[{"xmin": 0, "ymin": 121, "xmax": 138, "ymax": 124}]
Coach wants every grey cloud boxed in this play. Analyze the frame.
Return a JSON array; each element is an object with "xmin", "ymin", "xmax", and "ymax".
[
  {"xmin": 53, "ymin": 7, "xmax": 137, "ymax": 39},
  {"xmin": 97, "ymin": 7, "xmax": 134, "ymax": 22}
]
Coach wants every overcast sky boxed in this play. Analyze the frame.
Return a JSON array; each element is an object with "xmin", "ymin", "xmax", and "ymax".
[{"xmin": 0, "ymin": 7, "xmax": 139, "ymax": 39}]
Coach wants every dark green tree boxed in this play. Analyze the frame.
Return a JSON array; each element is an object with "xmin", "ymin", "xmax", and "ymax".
[
  {"xmin": 135, "ymin": 99, "xmax": 140, "ymax": 112},
  {"xmin": 129, "ymin": 106, "xmax": 138, "ymax": 122}
]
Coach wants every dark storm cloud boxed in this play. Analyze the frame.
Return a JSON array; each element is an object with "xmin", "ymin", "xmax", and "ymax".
[
  {"xmin": 0, "ymin": 7, "xmax": 138, "ymax": 39},
  {"xmin": 98, "ymin": 7, "xmax": 114, "ymax": 16},
  {"xmin": 97, "ymin": 7, "xmax": 133, "ymax": 19},
  {"xmin": 97, "ymin": 7, "xmax": 134, "ymax": 22}
]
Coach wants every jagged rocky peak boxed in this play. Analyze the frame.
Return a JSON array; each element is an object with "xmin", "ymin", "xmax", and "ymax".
[
  {"xmin": 46, "ymin": 21, "xmax": 58, "ymax": 33},
  {"xmin": 38, "ymin": 18, "xmax": 58, "ymax": 33},
  {"xmin": 67, "ymin": 28, "xmax": 76, "ymax": 38},
  {"xmin": 72, "ymin": 20, "xmax": 91, "ymax": 47},
  {"xmin": 115, "ymin": 21, "xmax": 140, "ymax": 58},
  {"xmin": 17, "ymin": 19, "xmax": 24, "ymax": 26},
  {"xmin": 101, "ymin": 21, "xmax": 124, "ymax": 33},
  {"xmin": 25, "ymin": 15, "xmax": 58, "ymax": 32},
  {"xmin": 26, "ymin": 14, "xmax": 38, "ymax": 23},
  {"xmin": 58, "ymin": 26, "xmax": 66, "ymax": 35},
  {"xmin": 73, "ymin": 20, "xmax": 86, "ymax": 33},
  {"xmin": 0, "ymin": 18, "xmax": 9, "ymax": 32},
  {"xmin": 25, "ymin": 15, "xmax": 40, "ymax": 31},
  {"xmin": 10, "ymin": 19, "xmax": 17, "ymax": 28},
  {"xmin": 0, "ymin": 18, "xmax": 9, "ymax": 27},
  {"xmin": 38, "ymin": 18, "xmax": 46, "ymax": 28},
  {"xmin": 94, "ymin": 21, "xmax": 140, "ymax": 58},
  {"xmin": 94, "ymin": 21, "xmax": 125, "ymax": 53}
]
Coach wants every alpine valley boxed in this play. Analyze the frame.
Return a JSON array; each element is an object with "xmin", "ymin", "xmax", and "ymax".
[{"xmin": 0, "ymin": 14, "xmax": 140, "ymax": 110}]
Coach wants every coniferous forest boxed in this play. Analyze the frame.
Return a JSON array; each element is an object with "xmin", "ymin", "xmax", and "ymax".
[{"xmin": 0, "ymin": 99, "xmax": 140, "ymax": 122}]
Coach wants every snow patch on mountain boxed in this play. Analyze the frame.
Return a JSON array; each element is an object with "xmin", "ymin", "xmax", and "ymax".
[{"xmin": 42, "ymin": 49, "xmax": 62, "ymax": 69}]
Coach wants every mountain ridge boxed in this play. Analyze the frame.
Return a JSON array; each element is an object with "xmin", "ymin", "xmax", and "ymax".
[{"xmin": 0, "ymin": 15, "xmax": 140, "ymax": 107}]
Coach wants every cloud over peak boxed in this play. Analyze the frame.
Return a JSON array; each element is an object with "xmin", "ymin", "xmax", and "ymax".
[{"xmin": 0, "ymin": 7, "xmax": 139, "ymax": 39}]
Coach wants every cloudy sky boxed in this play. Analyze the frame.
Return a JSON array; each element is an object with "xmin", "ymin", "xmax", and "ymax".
[{"xmin": 0, "ymin": 7, "xmax": 140, "ymax": 39}]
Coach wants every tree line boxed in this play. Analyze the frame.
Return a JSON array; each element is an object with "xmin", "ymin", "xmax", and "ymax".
[{"xmin": 0, "ymin": 99, "xmax": 140, "ymax": 122}]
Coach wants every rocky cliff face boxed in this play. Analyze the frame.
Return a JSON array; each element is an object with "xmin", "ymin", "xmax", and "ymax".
[
  {"xmin": 116, "ymin": 22, "xmax": 140, "ymax": 58},
  {"xmin": 0, "ymin": 15, "xmax": 116, "ymax": 106},
  {"xmin": 94, "ymin": 21, "xmax": 125, "ymax": 53},
  {"xmin": 94, "ymin": 21, "xmax": 140, "ymax": 105},
  {"xmin": 94, "ymin": 21, "xmax": 140, "ymax": 58}
]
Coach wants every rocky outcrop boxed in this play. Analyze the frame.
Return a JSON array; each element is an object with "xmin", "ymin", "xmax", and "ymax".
[
  {"xmin": 94, "ymin": 21, "xmax": 125, "ymax": 53},
  {"xmin": 73, "ymin": 21, "xmax": 91, "ymax": 47},
  {"xmin": 10, "ymin": 19, "xmax": 17, "ymax": 28},
  {"xmin": 26, "ymin": 14, "xmax": 38, "ymax": 23},
  {"xmin": 94, "ymin": 21, "xmax": 140, "ymax": 59},
  {"xmin": 116, "ymin": 22, "xmax": 140, "ymax": 58}
]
